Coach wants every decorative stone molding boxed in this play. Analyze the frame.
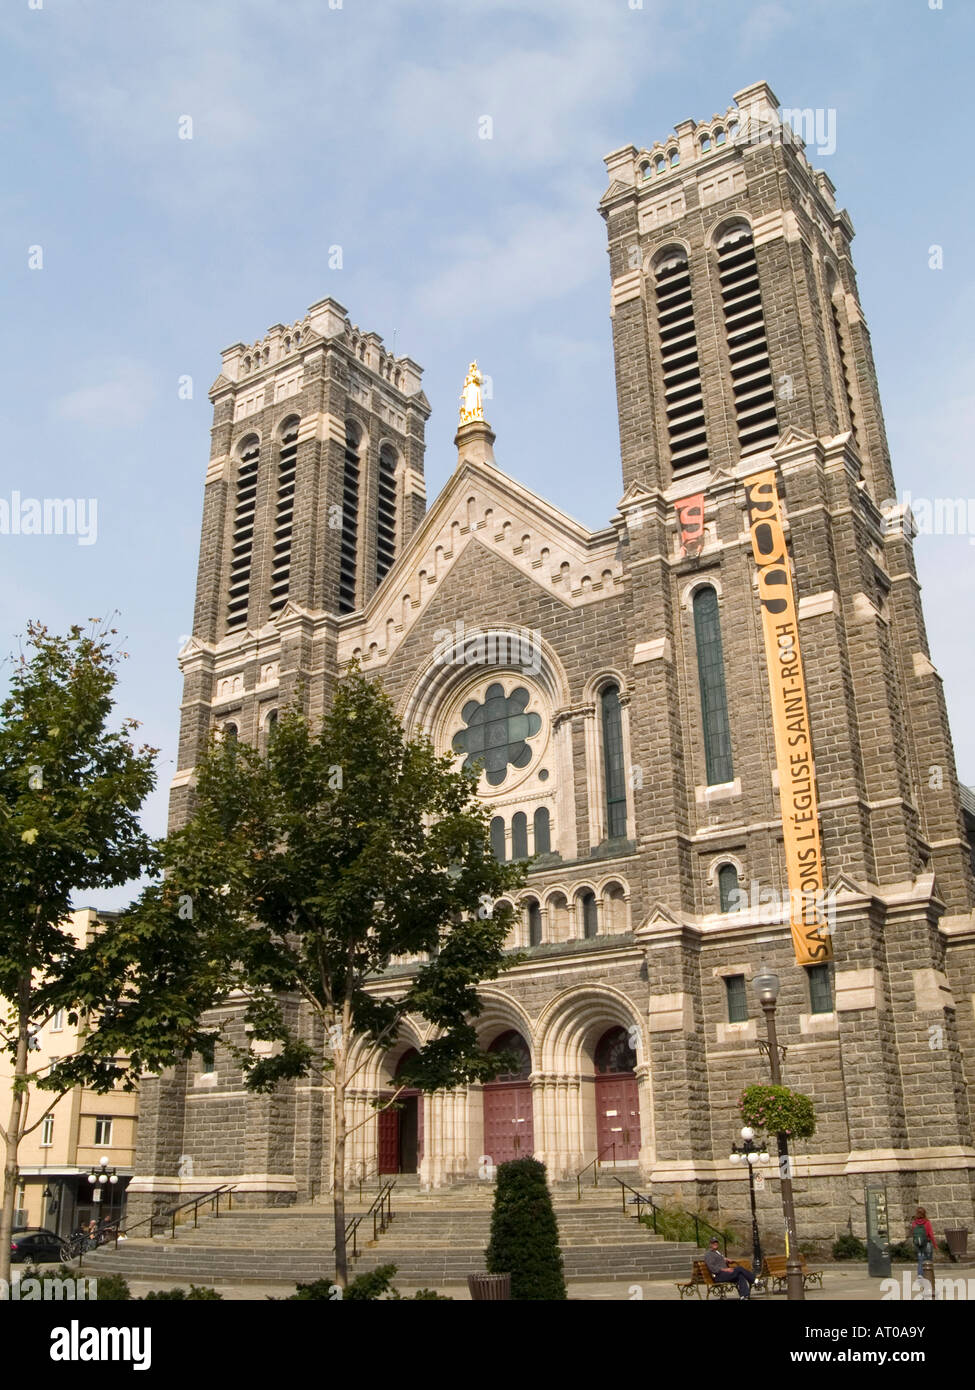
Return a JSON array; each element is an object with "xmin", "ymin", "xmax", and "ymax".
[
  {"xmin": 799, "ymin": 1011, "xmax": 839, "ymax": 1036},
  {"xmin": 797, "ymin": 591, "xmax": 837, "ymax": 619},
  {"xmin": 647, "ymin": 992, "xmax": 694, "ymax": 1033},
  {"xmin": 716, "ymin": 1019, "xmax": 757, "ymax": 1044},
  {"xmin": 834, "ymin": 967, "xmax": 883, "ymax": 1012},
  {"xmin": 913, "ymin": 968, "xmax": 954, "ymax": 1013},
  {"xmin": 633, "ymin": 638, "xmax": 671, "ymax": 665}
]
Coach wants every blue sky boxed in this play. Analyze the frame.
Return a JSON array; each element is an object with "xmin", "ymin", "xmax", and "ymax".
[{"xmin": 1, "ymin": 0, "xmax": 972, "ymax": 907}]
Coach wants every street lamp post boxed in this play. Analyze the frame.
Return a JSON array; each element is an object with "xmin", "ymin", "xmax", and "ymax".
[
  {"xmin": 730, "ymin": 1126, "xmax": 769, "ymax": 1273},
  {"xmin": 753, "ymin": 964, "xmax": 805, "ymax": 1302},
  {"xmin": 87, "ymin": 1156, "xmax": 119, "ymax": 1214}
]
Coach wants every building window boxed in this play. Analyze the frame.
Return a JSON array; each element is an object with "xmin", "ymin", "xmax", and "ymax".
[
  {"xmin": 222, "ymin": 722, "xmax": 238, "ymax": 742},
  {"xmin": 533, "ymin": 807, "xmax": 551, "ymax": 855},
  {"xmin": 511, "ymin": 812, "xmax": 528, "ymax": 860},
  {"xmin": 227, "ymin": 436, "xmax": 260, "ymax": 631},
  {"xmin": 376, "ymin": 443, "xmax": 397, "ymax": 584},
  {"xmin": 654, "ymin": 250, "xmax": 709, "ymax": 472},
  {"xmin": 50, "ymin": 1010, "xmax": 65, "ymax": 1032},
  {"xmin": 693, "ymin": 587, "xmax": 733, "ymax": 785},
  {"xmin": 724, "ymin": 975, "xmax": 748, "ymax": 1023},
  {"xmin": 452, "ymin": 683, "xmax": 542, "ymax": 787},
  {"xmin": 339, "ymin": 422, "xmax": 360, "ymax": 613},
  {"xmin": 581, "ymin": 890, "xmax": 598, "ymax": 939},
  {"xmin": 700, "ymin": 133, "xmax": 711, "ymax": 152},
  {"xmin": 199, "ymin": 1039, "xmax": 216, "ymax": 1075},
  {"xmin": 828, "ymin": 290, "xmax": 862, "ymax": 453},
  {"xmin": 527, "ymin": 900, "xmax": 542, "ymax": 947},
  {"xmin": 490, "ymin": 816, "xmax": 506, "ymax": 862},
  {"xmin": 269, "ymin": 419, "xmax": 299, "ymax": 614},
  {"xmin": 718, "ymin": 863, "xmax": 740, "ymax": 913},
  {"xmin": 601, "ymin": 685, "xmax": 627, "ymax": 839},
  {"xmin": 717, "ymin": 223, "xmax": 778, "ymax": 452},
  {"xmin": 595, "ymin": 1025, "xmax": 637, "ymax": 1074},
  {"xmin": 41, "ymin": 1116, "xmax": 55, "ymax": 1147},
  {"xmin": 807, "ymin": 963, "xmax": 833, "ymax": 1015},
  {"xmin": 93, "ymin": 1117, "xmax": 113, "ymax": 1147}
]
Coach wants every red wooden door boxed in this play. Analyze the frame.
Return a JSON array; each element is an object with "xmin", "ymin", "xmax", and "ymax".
[
  {"xmin": 377, "ymin": 1106, "xmax": 400, "ymax": 1174},
  {"xmin": 483, "ymin": 1082, "xmax": 534, "ymax": 1167},
  {"xmin": 595, "ymin": 1073, "xmax": 640, "ymax": 1160}
]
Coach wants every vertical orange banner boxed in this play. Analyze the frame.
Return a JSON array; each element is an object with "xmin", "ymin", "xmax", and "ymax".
[
  {"xmin": 743, "ymin": 469, "xmax": 832, "ymax": 965},
  {"xmin": 674, "ymin": 493, "xmax": 705, "ymax": 556}
]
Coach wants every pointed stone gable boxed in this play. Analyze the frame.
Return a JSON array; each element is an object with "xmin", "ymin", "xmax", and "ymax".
[{"xmin": 337, "ymin": 459, "xmax": 623, "ymax": 670}]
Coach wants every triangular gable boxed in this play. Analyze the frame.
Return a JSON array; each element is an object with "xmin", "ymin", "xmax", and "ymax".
[{"xmin": 337, "ymin": 457, "xmax": 623, "ymax": 667}]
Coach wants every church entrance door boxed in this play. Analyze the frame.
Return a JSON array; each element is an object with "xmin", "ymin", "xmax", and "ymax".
[
  {"xmin": 482, "ymin": 1030, "xmax": 534, "ymax": 1168},
  {"xmin": 594, "ymin": 1026, "xmax": 640, "ymax": 1161}
]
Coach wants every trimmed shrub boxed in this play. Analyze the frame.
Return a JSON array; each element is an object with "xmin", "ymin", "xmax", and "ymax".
[
  {"xmin": 485, "ymin": 1157, "xmax": 566, "ymax": 1300},
  {"xmin": 832, "ymin": 1233, "xmax": 867, "ymax": 1260},
  {"xmin": 143, "ymin": 1285, "xmax": 223, "ymax": 1300},
  {"xmin": 95, "ymin": 1273, "xmax": 132, "ymax": 1301}
]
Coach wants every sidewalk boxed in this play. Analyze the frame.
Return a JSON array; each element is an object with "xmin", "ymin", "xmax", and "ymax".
[{"xmin": 105, "ymin": 1261, "xmax": 975, "ymax": 1301}]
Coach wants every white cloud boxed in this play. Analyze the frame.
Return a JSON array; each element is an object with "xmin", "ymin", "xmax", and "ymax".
[{"xmin": 55, "ymin": 361, "xmax": 157, "ymax": 429}]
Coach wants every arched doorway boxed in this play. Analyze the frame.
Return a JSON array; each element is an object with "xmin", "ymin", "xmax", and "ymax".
[
  {"xmin": 594, "ymin": 1026, "xmax": 640, "ymax": 1161},
  {"xmin": 482, "ymin": 1030, "xmax": 534, "ymax": 1167},
  {"xmin": 377, "ymin": 1048, "xmax": 424, "ymax": 1174}
]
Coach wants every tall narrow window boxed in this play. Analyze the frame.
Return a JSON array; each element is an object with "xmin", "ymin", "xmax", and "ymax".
[
  {"xmin": 724, "ymin": 975, "xmax": 748, "ymax": 1023},
  {"xmin": 227, "ymin": 437, "xmax": 260, "ymax": 630},
  {"xmin": 693, "ymin": 587, "xmax": 733, "ymax": 785},
  {"xmin": 527, "ymin": 900, "xmax": 542, "ymax": 947},
  {"xmin": 511, "ymin": 812, "xmax": 528, "ymax": 860},
  {"xmin": 338, "ymin": 422, "xmax": 360, "ymax": 613},
  {"xmin": 376, "ymin": 443, "xmax": 397, "ymax": 584},
  {"xmin": 829, "ymin": 292, "xmax": 862, "ymax": 453},
  {"xmin": 717, "ymin": 224, "xmax": 778, "ymax": 452},
  {"xmin": 807, "ymin": 963, "xmax": 834, "ymax": 1014},
  {"xmin": 654, "ymin": 250, "xmax": 708, "ymax": 471},
  {"xmin": 490, "ymin": 816, "xmax": 506, "ymax": 862},
  {"xmin": 41, "ymin": 1116, "xmax": 54, "ymax": 1147},
  {"xmin": 199, "ymin": 1038, "xmax": 216, "ymax": 1075},
  {"xmin": 269, "ymin": 419, "xmax": 298, "ymax": 614},
  {"xmin": 533, "ymin": 807, "xmax": 551, "ymax": 856},
  {"xmin": 718, "ymin": 863, "xmax": 740, "ymax": 913},
  {"xmin": 94, "ymin": 1117, "xmax": 113, "ymax": 1147},
  {"xmin": 581, "ymin": 891, "xmax": 598, "ymax": 939},
  {"xmin": 601, "ymin": 685, "xmax": 627, "ymax": 840}
]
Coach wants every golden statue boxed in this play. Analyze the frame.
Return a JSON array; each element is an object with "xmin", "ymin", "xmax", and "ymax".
[{"xmin": 459, "ymin": 361, "xmax": 484, "ymax": 423}]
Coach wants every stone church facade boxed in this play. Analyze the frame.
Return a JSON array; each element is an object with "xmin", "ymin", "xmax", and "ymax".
[{"xmin": 130, "ymin": 82, "xmax": 975, "ymax": 1240}]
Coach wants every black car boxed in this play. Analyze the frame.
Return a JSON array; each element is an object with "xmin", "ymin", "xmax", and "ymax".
[{"xmin": 10, "ymin": 1228, "xmax": 68, "ymax": 1264}]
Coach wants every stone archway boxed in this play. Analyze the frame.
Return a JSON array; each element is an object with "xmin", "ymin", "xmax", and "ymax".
[{"xmin": 534, "ymin": 985, "xmax": 653, "ymax": 1180}]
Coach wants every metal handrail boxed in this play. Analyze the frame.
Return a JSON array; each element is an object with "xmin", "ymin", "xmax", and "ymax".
[
  {"xmin": 575, "ymin": 1143, "xmax": 617, "ymax": 1199},
  {"xmin": 341, "ymin": 1179, "xmax": 395, "ymax": 1262},
  {"xmin": 614, "ymin": 1177, "xmax": 728, "ymax": 1254},
  {"xmin": 68, "ymin": 1184, "xmax": 237, "ymax": 1267}
]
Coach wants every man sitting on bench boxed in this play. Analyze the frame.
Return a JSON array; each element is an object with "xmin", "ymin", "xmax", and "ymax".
[{"xmin": 704, "ymin": 1236, "xmax": 755, "ymax": 1299}]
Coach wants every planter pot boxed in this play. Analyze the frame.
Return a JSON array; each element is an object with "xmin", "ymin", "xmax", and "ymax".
[
  {"xmin": 945, "ymin": 1229, "xmax": 969, "ymax": 1262},
  {"xmin": 467, "ymin": 1272, "xmax": 511, "ymax": 1301}
]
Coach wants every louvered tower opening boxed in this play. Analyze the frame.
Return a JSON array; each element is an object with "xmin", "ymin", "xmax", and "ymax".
[
  {"xmin": 227, "ymin": 437, "xmax": 259, "ymax": 631},
  {"xmin": 269, "ymin": 420, "xmax": 298, "ymax": 615},
  {"xmin": 830, "ymin": 296, "xmax": 861, "ymax": 453},
  {"xmin": 338, "ymin": 424, "xmax": 360, "ymax": 614},
  {"xmin": 375, "ymin": 443, "xmax": 397, "ymax": 584},
  {"xmin": 717, "ymin": 225, "xmax": 779, "ymax": 453},
  {"xmin": 654, "ymin": 251, "xmax": 709, "ymax": 472}
]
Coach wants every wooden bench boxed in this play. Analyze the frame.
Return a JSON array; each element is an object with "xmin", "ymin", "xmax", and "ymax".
[
  {"xmin": 676, "ymin": 1258, "xmax": 765, "ymax": 1300},
  {"xmin": 760, "ymin": 1253, "xmax": 824, "ymax": 1293}
]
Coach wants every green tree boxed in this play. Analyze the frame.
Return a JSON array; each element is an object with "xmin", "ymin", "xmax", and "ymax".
[
  {"xmin": 160, "ymin": 667, "xmax": 526, "ymax": 1286},
  {"xmin": 0, "ymin": 622, "xmax": 161, "ymax": 1284},
  {"xmin": 485, "ymin": 1157, "xmax": 567, "ymax": 1300}
]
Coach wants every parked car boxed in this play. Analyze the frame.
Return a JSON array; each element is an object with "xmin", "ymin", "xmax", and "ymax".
[{"xmin": 10, "ymin": 1227, "xmax": 69, "ymax": 1264}]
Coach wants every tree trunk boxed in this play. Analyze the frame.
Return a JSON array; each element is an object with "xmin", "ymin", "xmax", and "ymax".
[
  {"xmin": 331, "ymin": 1037, "xmax": 348, "ymax": 1289},
  {"xmin": 0, "ymin": 983, "xmax": 31, "ymax": 1286}
]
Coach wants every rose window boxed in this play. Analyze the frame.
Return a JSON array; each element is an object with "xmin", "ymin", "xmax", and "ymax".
[{"xmin": 451, "ymin": 683, "xmax": 542, "ymax": 786}]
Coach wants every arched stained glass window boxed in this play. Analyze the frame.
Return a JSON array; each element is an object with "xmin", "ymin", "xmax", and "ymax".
[
  {"xmin": 533, "ymin": 807, "xmax": 551, "ymax": 855},
  {"xmin": 489, "ymin": 1030, "xmax": 532, "ymax": 1078},
  {"xmin": 595, "ymin": 1025, "xmax": 637, "ymax": 1074},
  {"xmin": 527, "ymin": 901, "xmax": 542, "ymax": 948},
  {"xmin": 490, "ymin": 816, "xmax": 506, "ymax": 862},
  {"xmin": 718, "ymin": 862, "xmax": 740, "ymax": 913},
  {"xmin": 581, "ymin": 891, "xmax": 598, "ymax": 939},
  {"xmin": 511, "ymin": 812, "xmax": 528, "ymax": 860},
  {"xmin": 693, "ymin": 587, "xmax": 733, "ymax": 785},
  {"xmin": 601, "ymin": 685, "xmax": 627, "ymax": 839}
]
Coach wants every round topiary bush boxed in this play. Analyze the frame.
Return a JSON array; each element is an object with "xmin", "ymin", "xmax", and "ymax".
[
  {"xmin": 740, "ymin": 1083, "xmax": 815, "ymax": 1139},
  {"xmin": 832, "ymin": 1232, "xmax": 867, "ymax": 1260},
  {"xmin": 485, "ymin": 1157, "xmax": 567, "ymax": 1300}
]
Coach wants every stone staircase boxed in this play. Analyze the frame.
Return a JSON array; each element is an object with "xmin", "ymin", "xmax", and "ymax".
[{"xmin": 80, "ymin": 1176, "xmax": 697, "ymax": 1288}]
